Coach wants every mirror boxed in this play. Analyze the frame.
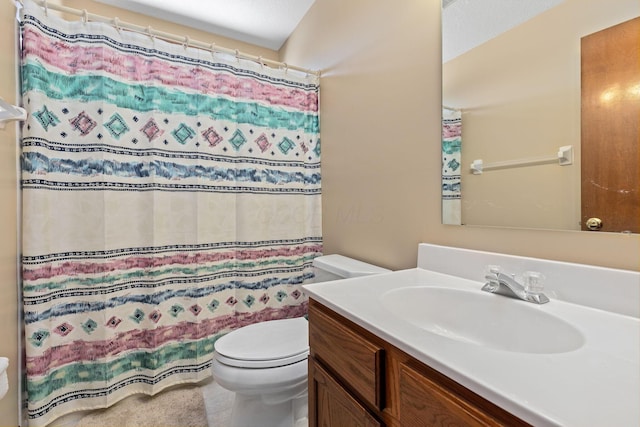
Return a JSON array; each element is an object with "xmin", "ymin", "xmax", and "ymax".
[{"xmin": 441, "ymin": 0, "xmax": 639, "ymax": 232}]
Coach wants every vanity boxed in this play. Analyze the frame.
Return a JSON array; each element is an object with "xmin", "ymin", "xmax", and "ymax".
[
  {"xmin": 303, "ymin": 244, "xmax": 640, "ymax": 426},
  {"xmin": 307, "ymin": 300, "xmax": 528, "ymax": 426}
]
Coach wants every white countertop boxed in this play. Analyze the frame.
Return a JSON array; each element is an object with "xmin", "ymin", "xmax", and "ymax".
[{"xmin": 303, "ymin": 268, "xmax": 640, "ymax": 427}]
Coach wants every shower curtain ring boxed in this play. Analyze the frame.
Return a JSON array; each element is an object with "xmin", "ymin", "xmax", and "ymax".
[
  {"xmin": 183, "ymin": 36, "xmax": 190, "ymax": 50},
  {"xmin": 82, "ymin": 9, "xmax": 88, "ymax": 24},
  {"xmin": 235, "ymin": 50, "xmax": 240, "ymax": 62},
  {"xmin": 258, "ymin": 56, "xmax": 264, "ymax": 69},
  {"xmin": 209, "ymin": 43, "xmax": 216, "ymax": 58},
  {"xmin": 112, "ymin": 17, "xmax": 121, "ymax": 33},
  {"xmin": 43, "ymin": 0, "xmax": 48, "ymax": 16}
]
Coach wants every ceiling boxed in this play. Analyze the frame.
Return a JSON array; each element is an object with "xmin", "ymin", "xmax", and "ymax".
[
  {"xmin": 442, "ymin": 0, "xmax": 565, "ymax": 62},
  {"xmin": 95, "ymin": 0, "xmax": 565, "ymax": 58},
  {"xmin": 96, "ymin": 0, "xmax": 316, "ymax": 50}
]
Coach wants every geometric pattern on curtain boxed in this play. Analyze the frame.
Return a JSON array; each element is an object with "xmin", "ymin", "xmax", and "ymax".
[
  {"xmin": 19, "ymin": 1, "xmax": 321, "ymax": 425},
  {"xmin": 442, "ymin": 110, "xmax": 462, "ymax": 225}
]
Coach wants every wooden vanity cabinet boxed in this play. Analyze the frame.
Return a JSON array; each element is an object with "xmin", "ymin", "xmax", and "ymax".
[
  {"xmin": 309, "ymin": 357, "xmax": 382, "ymax": 427},
  {"xmin": 308, "ymin": 299, "xmax": 530, "ymax": 427}
]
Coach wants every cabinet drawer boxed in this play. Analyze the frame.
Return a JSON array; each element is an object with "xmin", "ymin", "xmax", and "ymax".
[
  {"xmin": 309, "ymin": 356, "xmax": 382, "ymax": 427},
  {"xmin": 308, "ymin": 301, "xmax": 385, "ymax": 410}
]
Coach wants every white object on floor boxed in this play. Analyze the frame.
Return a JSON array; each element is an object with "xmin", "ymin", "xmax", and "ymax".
[
  {"xmin": 202, "ymin": 378, "xmax": 309, "ymax": 427},
  {"xmin": 212, "ymin": 317, "xmax": 309, "ymax": 427},
  {"xmin": 0, "ymin": 357, "xmax": 9, "ymax": 400},
  {"xmin": 0, "ymin": 97, "xmax": 27, "ymax": 130}
]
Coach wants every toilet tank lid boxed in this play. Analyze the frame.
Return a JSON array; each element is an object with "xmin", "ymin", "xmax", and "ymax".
[{"xmin": 312, "ymin": 254, "xmax": 391, "ymax": 278}]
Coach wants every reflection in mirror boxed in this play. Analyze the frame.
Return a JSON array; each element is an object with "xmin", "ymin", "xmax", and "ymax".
[{"xmin": 441, "ymin": 0, "xmax": 639, "ymax": 233}]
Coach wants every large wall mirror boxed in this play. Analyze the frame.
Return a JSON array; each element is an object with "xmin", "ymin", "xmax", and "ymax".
[{"xmin": 441, "ymin": 0, "xmax": 639, "ymax": 233}]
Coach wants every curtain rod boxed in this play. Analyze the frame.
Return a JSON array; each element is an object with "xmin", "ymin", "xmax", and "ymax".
[{"xmin": 20, "ymin": 0, "xmax": 320, "ymax": 77}]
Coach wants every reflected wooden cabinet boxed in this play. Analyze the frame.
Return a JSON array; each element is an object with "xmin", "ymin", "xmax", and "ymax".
[{"xmin": 308, "ymin": 299, "xmax": 530, "ymax": 427}]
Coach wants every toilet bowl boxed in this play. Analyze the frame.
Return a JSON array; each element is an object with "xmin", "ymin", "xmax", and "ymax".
[{"xmin": 211, "ymin": 254, "xmax": 390, "ymax": 427}]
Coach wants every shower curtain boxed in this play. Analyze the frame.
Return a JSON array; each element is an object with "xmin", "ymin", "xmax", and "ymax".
[
  {"xmin": 442, "ymin": 109, "xmax": 462, "ymax": 225},
  {"xmin": 19, "ymin": 1, "xmax": 321, "ymax": 425}
]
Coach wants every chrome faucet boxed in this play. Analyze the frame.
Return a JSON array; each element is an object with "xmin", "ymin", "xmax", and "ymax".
[{"xmin": 481, "ymin": 266, "xmax": 549, "ymax": 304}]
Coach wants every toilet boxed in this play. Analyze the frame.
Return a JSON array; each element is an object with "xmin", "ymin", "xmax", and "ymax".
[{"xmin": 211, "ymin": 254, "xmax": 390, "ymax": 427}]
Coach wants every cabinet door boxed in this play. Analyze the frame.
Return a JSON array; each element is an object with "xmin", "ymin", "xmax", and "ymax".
[
  {"xmin": 399, "ymin": 362, "xmax": 503, "ymax": 427},
  {"xmin": 309, "ymin": 356, "xmax": 382, "ymax": 427}
]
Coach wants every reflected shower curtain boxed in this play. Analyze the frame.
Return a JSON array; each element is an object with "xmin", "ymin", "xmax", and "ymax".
[
  {"xmin": 442, "ymin": 109, "xmax": 462, "ymax": 225},
  {"xmin": 20, "ymin": 1, "xmax": 321, "ymax": 425}
]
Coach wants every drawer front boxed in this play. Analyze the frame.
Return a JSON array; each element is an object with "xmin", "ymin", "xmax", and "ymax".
[
  {"xmin": 309, "ymin": 356, "xmax": 382, "ymax": 427},
  {"xmin": 308, "ymin": 302, "xmax": 384, "ymax": 410}
]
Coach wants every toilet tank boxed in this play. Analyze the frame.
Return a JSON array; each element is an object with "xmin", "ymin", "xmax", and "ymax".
[{"xmin": 311, "ymin": 254, "xmax": 391, "ymax": 283}]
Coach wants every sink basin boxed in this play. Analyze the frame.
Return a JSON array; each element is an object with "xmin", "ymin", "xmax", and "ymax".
[{"xmin": 380, "ymin": 286, "xmax": 585, "ymax": 354}]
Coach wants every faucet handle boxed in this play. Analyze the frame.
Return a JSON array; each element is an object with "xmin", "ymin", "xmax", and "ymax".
[
  {"xmin": 523, "ymin": 271, "xmax": 545, "ymax": 295},
  {"xmin": 486, "ymin": 264, "xmax": 502, "ymax": 275},
  {"xmin": 482, "ymin": 265, "xmax": 502, "ymax": 292}
]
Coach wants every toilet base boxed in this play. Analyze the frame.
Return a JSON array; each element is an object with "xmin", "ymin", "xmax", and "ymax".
[{"xmin": 229, "ymin": 391, "xmax": 308, "ymax": 427}]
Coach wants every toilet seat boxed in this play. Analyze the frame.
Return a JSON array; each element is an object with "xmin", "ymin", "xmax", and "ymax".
[{"xmin": 214, "ymin": 317, "xmax": 309, "ymax": 369}]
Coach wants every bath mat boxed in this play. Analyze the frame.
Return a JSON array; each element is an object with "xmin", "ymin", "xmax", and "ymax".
[{"xmin": 76, "ymin": 386, "xmax": 208, "ymax": 427}]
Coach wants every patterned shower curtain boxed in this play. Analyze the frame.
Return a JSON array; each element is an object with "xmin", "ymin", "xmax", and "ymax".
[
  {"xmin": 442, "ymin": 109, "xmax": 462, "ymax": 225},
  {"xmin": 19, "ymin": 1, "xmax": 321, "ymax": 425}
]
